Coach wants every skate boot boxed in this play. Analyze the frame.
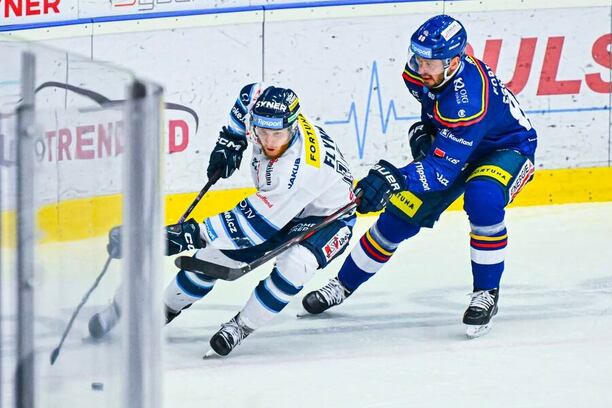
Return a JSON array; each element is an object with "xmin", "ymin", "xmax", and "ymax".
[
  {"xmin": 88, "ymin": 300, "xmax": 121, "ymax": 339},
  {"xmin": 205, "ymin": 314, "xmax": 254, "ymax": 358},
  {"xmin": 301, "ymin": 277, "xmax": 351, "ymax": 315},
  {"xmin": 463, "ymin": 288, "xmax": 499, "ymax": 339}
]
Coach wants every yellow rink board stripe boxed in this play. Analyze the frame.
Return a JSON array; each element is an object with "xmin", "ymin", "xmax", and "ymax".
[{"xmin": 1, "ymin": 166, "xmax": 611, "ymax": 245}]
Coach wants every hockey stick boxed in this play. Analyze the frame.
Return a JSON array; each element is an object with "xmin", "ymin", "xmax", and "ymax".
[
  {"xmin": 174, "ymin": 198, "xmax": 358, "ymax": 281},
  {"xmin": 50, "ymin": 171, "xmax": 222, "ymax": 365}
]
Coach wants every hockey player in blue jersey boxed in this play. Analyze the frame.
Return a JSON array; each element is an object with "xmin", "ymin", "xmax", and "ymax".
[
  {"xmin": 302, "ymin": 14, "xmax": 537, "ymax": 338},
  {"xmin": 89, "ymin": 84, "xmax": 356, "ymax": 356}
]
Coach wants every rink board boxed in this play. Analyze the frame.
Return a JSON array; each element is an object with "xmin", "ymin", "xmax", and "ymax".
[
  {"xmin": 1, "ymin": 165, "xmax": 612, "ymax": 244},
  {"xmin": 1, "ymin": 0, "xmax": 610, "ymax": 193}
]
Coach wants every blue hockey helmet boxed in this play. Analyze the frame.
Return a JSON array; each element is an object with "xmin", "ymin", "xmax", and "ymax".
[
  {"xmin": 409, "ymin": 15, "xmax": 467, "ymax": 62},
  {"xmin": 251, "ymin": 86, "xmax": 301, "ymax": 131}
]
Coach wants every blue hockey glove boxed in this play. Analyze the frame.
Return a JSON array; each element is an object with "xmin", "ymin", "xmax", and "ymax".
[
  {"xmin": 408, "ymin": 122, "xmax": 434, "ymax": 161},
  {"xmin": 207, "ymin": 126, "xmax": 248, "ymax": 180},
  {"xmin": 166, "ymin": 218, "xmax": 205, "ymax": 255},
  {"xmin": 107, "ymin": 226, "xmax": 122, "ymax": 259},
  {"xmin": 355, "ymin": 160, "xmax": 406, "ymax": 214}
]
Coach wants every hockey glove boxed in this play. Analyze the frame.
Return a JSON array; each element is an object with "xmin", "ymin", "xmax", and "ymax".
[
  {"xmin": 166, "ymin": 218, "xmax": 205, "ymax": 255},
  {"xmin": 107, "ymin": 226, "xmax": 123, "ymax": 259},
  {"xmin": 355, "ymin": 160, "xmax": 406, "ymax": 214},
  {"xmin": 207, "ymin": 126, "xmax": 248, "ymax": 180},
  {"xmin": 408, "ymin": 121, "xmax": 435, "ymax": 161}
]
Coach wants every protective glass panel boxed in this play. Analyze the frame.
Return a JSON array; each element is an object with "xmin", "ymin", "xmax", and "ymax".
[{"xmin": 0, "ymin": 38, "xmax": 163, "ymax": 407}]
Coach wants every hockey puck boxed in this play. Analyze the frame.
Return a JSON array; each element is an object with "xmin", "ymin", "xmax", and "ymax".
[{"xmin": 91, "ymin": 382, "xmax": 104, "ymax": 391}]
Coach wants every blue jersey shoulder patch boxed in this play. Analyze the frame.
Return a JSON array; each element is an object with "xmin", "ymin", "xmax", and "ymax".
[
  {"xmin": 433, "ymin": 56, "xmax": 489, "ymax": 128},
  {"xmin": 402, "ymin": 63, "xmax": 425, "ymax": 102}
]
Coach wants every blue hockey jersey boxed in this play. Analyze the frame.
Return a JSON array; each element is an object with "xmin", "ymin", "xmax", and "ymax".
[{"xmin": 400, "ymin": 55, "xmax": 537, "ymax": 193}]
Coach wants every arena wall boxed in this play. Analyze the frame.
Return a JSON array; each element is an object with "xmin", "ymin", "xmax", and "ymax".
[{"xmin": 1, "ymin": 0, "xmax": 610, "ymax": 242}]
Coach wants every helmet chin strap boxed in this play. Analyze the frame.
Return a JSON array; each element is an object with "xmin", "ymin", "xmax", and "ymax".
[{"xmin": 433, "ymin": 58, "xmax": 462, "ymax": 89}]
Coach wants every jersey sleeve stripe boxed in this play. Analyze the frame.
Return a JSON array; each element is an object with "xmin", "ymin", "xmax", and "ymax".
[
  {"xmin": 216, "ymin": 212, "xmax": 252, "ymax": 249},
  {"xmin": 402, "ymin": 69, "xmax": 424, "ymax": 86},
  {"xmin": 237, "ymin": 198, "xmax": 279, "ymax": 240},
  {"xmin": 236, "ymin": 96, "xmax": 247, "ymax": 110},
  {"xmin": 433, "ymin": 56, "xmax": 489, "ymax": 128},
  {"xmin": 234, "ymin": 208, "xmax": 265, "ymax": 245},
  {"xmin": 230, "ymin": 113, "xmax": 246, "ymax": 131}
]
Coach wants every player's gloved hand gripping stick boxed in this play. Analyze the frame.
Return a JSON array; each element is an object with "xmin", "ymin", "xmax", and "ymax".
[{"xmin": 49, "ymin": 170, "xmax": 223, "ymax": 365}]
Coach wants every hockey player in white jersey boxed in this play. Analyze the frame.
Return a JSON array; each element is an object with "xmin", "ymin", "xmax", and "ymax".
[{"xmin": 91, "ymin": 84, "xmax": 356, "ymax": 357}]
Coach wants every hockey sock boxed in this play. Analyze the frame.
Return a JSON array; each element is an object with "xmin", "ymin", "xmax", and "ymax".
[
  {"xmin": 338, "ymin": 212, "xmax": 419, "ymax": 292},
  {"xmin": 163, "ymin": 269, "xmax": 216, "ymax": 313},
  {"xmin": 239, "ymin": 245, "xmax": 317, "ymax": 329},
  {"xmin": 464, "ymin": 179, "xmax": 507, "ymax": 290},
  {"xmin": 469, "ymin": 222, "xmax": 507, "ymax": 290}
]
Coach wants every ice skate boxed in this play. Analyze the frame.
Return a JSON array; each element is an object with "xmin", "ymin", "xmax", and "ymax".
[
  {"xmin": 205, "ymin": 314, "xmax": 254, "ymax": 358},
  {"xmin": 165, "ymin": 303, "xmax": 192, "ymax": 325},
  {"xmin": 299, "ymin": 277, "xmax": 351, "ymax": 316},
  {"xmin": 463, "ymin": 288, "xmax": 499, "ymax": 339},
  {"xmin": 88, "ymin": 300, "xmax": 121, "ymax": 339}
]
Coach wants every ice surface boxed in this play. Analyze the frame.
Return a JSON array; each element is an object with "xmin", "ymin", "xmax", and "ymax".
[{"xmin": 2, "ymin": 202, "xmax": 612, "ymax": 407}]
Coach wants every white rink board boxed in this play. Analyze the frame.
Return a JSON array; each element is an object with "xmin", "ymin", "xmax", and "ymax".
[{"xmin": 1, "ymin": 0, "xmax": 610, "ymax": 200}]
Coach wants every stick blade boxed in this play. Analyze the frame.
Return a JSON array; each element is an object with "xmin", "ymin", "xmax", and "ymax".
[
  {"xmin": 174, "ymin": 256, "xmax": 247, "ymax": 281},
  {"xmin": 50, "ymin": 348, "xmax": 59, "ymax": 365}
]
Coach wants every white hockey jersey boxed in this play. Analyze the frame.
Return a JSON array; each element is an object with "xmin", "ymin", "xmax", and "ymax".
[{"xmin": 201, "ymin": 83, "xmax": 355, "ymax": 250}]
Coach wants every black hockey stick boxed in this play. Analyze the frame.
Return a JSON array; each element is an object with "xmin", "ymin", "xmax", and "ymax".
[
  {"xmin": 176, "ymin": 171, "xmax": 222, "ymax": 224},
  {"xmin": 174, "ymin": 199, "xmax": 358, "ymax": 281},
  {"xmin": 50, "ymin": 171, "xmax": 222, "ymax": 365}
]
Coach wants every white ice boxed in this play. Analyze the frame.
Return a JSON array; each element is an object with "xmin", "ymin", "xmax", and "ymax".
[{"xmin": 2, "ymin": 202, "xmax": 612, "ymax": 407}]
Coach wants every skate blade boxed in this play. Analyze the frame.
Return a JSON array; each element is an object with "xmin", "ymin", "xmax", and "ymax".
[
  {"xmin": 465, "ymin": 323, "xmax": 492, "ymax": 339},
  {"xmin": 203, "ymin": 348, "xmax": 221, "ymax": 359},
  {"xmin": 296, "ymin": 307, "xmax": 314, "ymax": 318}
]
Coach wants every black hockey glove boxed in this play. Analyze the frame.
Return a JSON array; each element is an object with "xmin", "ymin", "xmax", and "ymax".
[
  {"xmin": 106, "ymin": 219, "xmax": 205, "ymax": 259},
  {"xmin": 408, "ymin": 121, "xmax": 435, "ymax": 161},
  {"xmin": 206, "ymin": 126, "xmax": 248, "ymax": 180},
  {"xmin": 166, "ymin": 218, "xmax": 205, "ymax": 255},
  {"xmin": 107, "ymin": 226, "xmax": 123, "ymax": 259},
  {"xmin": 354, "ymin": 160, "xmax": 406, "ymax": 214}
]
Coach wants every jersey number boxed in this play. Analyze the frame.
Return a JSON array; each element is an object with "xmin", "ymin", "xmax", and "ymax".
[{"xmin": 502, "ymin": 86, "xmax": 532, "ymax": 131}]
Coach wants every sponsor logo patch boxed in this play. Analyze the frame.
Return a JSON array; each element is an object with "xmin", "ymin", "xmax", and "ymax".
[
  {"xmin": 414, "ymin": 162, "xmax": 430, "ymax": 191},
  {"xmin": 436, "ymin": 172, "xmax": 450, "ymax": 186},
  {"xmin": 389, "ymin": 191, "xmax": 423, "ymax": 218},
  {"xmin": 254, "ymin": 100, "xmax": 287, "ymax": 112},
  {"xmin": 445, "ymin": 155, "xmax": 460, "ymax": 165},
  {"xmin": 441, "ymin": 21, "xmax": 462, "ymax": 40},
  {"xmin": 467, "ymin": 165, "xmax": 512, "ymax": 186},
  {"xmin": 298, "ymin": 114, "xmax": 320, "ymax": 168},
  {"xmin": 222, "ymin": 211, "xmax": 239, "ymax": 234},
  {"xmin": 265, "ymin": 158, "xmax": 277, "ymax": 186},
  {"xmin": 453, "ymin": 77, "xmax": 470, "ymax": 105},
  {"xmin": 439, "ymin": 129, "xmax": 473, "ymax": 146},
  {"xmin": 252, "ymin": 114, "xmax": 284, "ymax": 129},
  {"xmin": 287, "ymin": 158, "xmax": 301, "ymax": 189},
  {"xmin": 323, "ymin": 227, "xmax": 351, "ymax": 261},
  {"xmin": 411, "ymin": 42, "xmax": 432, "ymax": 58},
  {"xmin": 255, "ymin": 192, "xmax": 274, "ymax": 209},
  {"xmin": 289, "ymin": 222, "xmax": 316, "ymax": 233},
  {"xmin": 204, "ymin": 218, "xmax": 218, "ymax": 241},
  {"xmin": 508, "ymin": 159, "xmax": 535, "ymax": 201}
]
